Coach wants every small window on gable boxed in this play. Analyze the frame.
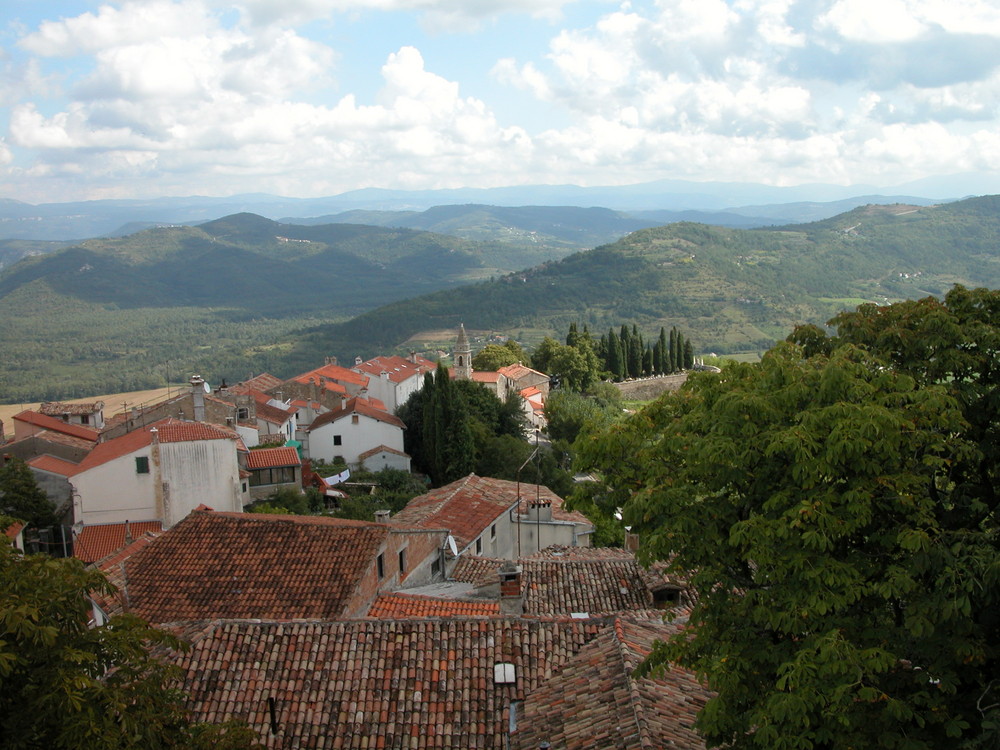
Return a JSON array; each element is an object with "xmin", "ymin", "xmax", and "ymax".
[
  {"xmin": 476, "ymin": 537, "xmax": 482, "ymax": 554},
  {"xmin": 376, "ymin": 553, "xmax": 385, "ymax": 579},
  {"xmin": 398, "ymin": 548, "xmax": 407, "ymax": 575},
  {"xmin": 351, "ymin": 415, "xmax": 359, "ymax": 425},
  {"xmin": 490, "ymin": 524, "xmax": 496, "ymax": 539},
  {"xmin": 135, "ymin": 456, "xmax": 150, "ymax": 474}
]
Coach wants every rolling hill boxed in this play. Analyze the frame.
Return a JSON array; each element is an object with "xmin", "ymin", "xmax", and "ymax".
[
  {"xmin": 293, "ymin": 195, "xmax": 1000, "ymax": 361},
  {"xmin": 3, "ymin": 196, "xmax": 1000, "ymax": 403}
]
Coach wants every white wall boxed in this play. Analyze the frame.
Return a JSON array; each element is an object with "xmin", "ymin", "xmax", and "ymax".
[
  {"xmin": 308, "ymin": 414, "xmax": 405, "ymax": 465},
  {"xmin": 73, "ymin": 439, "xmax": 242, "ymax": 528}
]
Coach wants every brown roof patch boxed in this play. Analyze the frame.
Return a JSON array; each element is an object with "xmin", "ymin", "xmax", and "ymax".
[
  {"xmin": 170, "ymin": 617, "xmax": 608, "ymax": 748},
  {"xmin": 120, "ymin": 511, "xmax": 389, "ymax": 622}
]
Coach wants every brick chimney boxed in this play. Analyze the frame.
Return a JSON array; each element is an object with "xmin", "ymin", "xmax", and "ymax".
[{"xmin": 499, "ymin": 562, "xmax": 523, "ymax": 616}]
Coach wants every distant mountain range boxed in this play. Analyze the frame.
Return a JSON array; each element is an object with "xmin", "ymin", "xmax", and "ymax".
[
  {"xmin": 2, "ymin": 194, "xmax": 1000, "ymax": 403},
  {"xmin": 0, "ymin": 174, "xmax": 977, "ymax": 241}
]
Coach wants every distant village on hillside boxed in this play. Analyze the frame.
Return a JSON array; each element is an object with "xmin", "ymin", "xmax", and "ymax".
[{"xmin": 0, "ymin": 325, "xmax": 709, "ymax": 749}]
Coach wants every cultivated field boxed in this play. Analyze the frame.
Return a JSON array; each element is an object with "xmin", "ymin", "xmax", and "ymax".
[{"xmin": 0, "ymin": 386, "xmax": 177, "ymax": 427}]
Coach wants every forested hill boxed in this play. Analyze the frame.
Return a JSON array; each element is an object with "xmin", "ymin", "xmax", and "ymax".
[
  {"xmin": 3, "ymin": 196, "xmax": 1000, "ymax": 402},
  {"xmin": 295, "ymin": 195, "xmax": 1000, "ymax": 360},
  {"xmin": 287, "ymin": 204, "xmax": 660, "ymax": 251},
  {"xmin": 0, "ymin": 213, "xmax": 531, "ymax": 318}
]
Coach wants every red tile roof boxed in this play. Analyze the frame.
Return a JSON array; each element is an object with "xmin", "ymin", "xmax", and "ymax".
[
  {"xmin": 498, "ymin": 363, "xmax": 547, "ymax": 380},
  {"xmin": 292, "ymin": 362, "xmax": 368, "ymax": 389},
  {"xmin": 118, "ymin": 511, "xmax": 390, "ymax": 622},
  {"xmin": 4, "ymin": 520, "xmax": 25, "ymax": 540},
  {"xmin": 237, "ymin": 373, "xmax": 283, "ymax": 392},
  {"xmin": 169, "ymin": 617, "xmax": 609, "ymax": 748},
  {"xmin": 73, "ymin": 520, "xmax": 164, "ymax": 564},
  {"xmin": 12, "ymin": 410, "xmax": 100, "ymax": 441},
  {"xmin": 307, "ymin": 396, "xmax": 405, "ymax": 431},
  {"xmin": 13, "ymin": 429, "xmax": 97, "ymax": 451},
  {"xmin": 391, "ymin": 474, "xmax": 587, "ymax": 552},
  {"xmin": 357, "ymin": 444, "xmax": 409, "ymax": 461},
  {"xmin": 513, "ymin": 617, "xmax": 711, "ymax": 749},
  {"xmin": 70, "ymin": 418, "xmax": 236, "ymax": 475},
  {"xmin": 389, "ymin": 474, "xmax": 532, "ymax": 551},
  {"xmin": 451, "ymin": 549, "xmax": 690, "ymax": 616},
  {"xmin": 354, "ymin": 355, "xmax": 432, "ymax": 384},
  {"xmin": 26, "ymin": 454, "xmax": 79, "ymax": 476},
  {"xmin": 39, "ymin": 401, "xmax": 103, "ymax": 416},
  {"xmin": 368, "ymin": 592, "xmax": 500, "ymax": 618},
  {"xmin": 471, "ymin": 371, "xmax": 502, "ymax": 383},
  {"xmin": 245, "ymin": 446, "xmax": 300, "ymax": 470}
]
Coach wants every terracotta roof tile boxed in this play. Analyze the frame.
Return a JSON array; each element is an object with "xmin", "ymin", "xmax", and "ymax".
[
  {"xmin": 11, "ymin": 429, "xmax": 96, "ymax": 451},
  {"xmin": 497, "ymin": 363, "xmax": 547, "ymax": 381},
  {"xmin": 292, "ymin": 363, "xmax": 368, "ymax": 389},
  {"xmin": 368, "ymin": 593, "xmax": 499, "ymax": 618},
  {"xmin": 26, "ymin": 454, "xmax": 79, "ymax": 476},
  {"xmin": 357, "ymin": 444, "xmax": 409, "ymax": 461},
  {"xmin": 452, "ymin": 550, "xmax": 690, "ymax": 616},
  {"xmin": 353, "ymin": 355, "xmax": 433, "ymax": 384},
  {"xmin": 168, "ymin": 617, "xmax": 609, "ymax": 748},
  {"xmin": 71, "ymin": 418, "xmax": 235, "ymax": 475},
  {"xmin": 389, "ymin": 474, "xmax": 536, "ymax": 551},
  {"xmin": 119, "ymin": 511, "xmax": 390, "ymax": 622},
  {"xmin": 307, "ymin": 397, "xmax": 405, "ymax": 431},
  {"xmin": 12, "ymin": 410, "xmax": 100, "ymax": 441},
  {"xmin": 245, "ymin": 446, "xmax": 301, "ymax": 470},
  {"xmin": 73, "ymin": 520, "xmax": 164, "ymax": 564},
  {"xmin": 390, "ymin": 475, "xmax": 586, "ymax": 552},
  {"xmin": 39, "ymin": 401, "xmax": 103, "ymax": 416},
  {"xmin": 513, "ymin": 616, "xmax": 711, "ymax": 749}
]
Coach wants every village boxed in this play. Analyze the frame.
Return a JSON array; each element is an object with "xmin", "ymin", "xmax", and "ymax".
[{"xmin": 0, "ymin": 326, "xmax": 709, "ymax": 749}]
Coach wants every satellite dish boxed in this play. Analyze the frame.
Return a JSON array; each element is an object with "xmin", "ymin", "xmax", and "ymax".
[
  {"xmin": 447, "ymin": 535, "xmax": 458, "ymax": 557},
  {"xmin": 203, "ymin": 381, "xmax": 211, "ymax": 393}
]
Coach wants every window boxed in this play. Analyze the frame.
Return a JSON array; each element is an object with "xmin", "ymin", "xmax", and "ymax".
[
  {"xmin": 398, "ymin": 548, "xmax": 407, "ymax": 575},
  {"xmin": 490, "ymin": 524, "xmax": 496, "ymax": 539},
  {"xmin": 333, "ymin": 435, "xmax": 342, "ymax": 446},
  {"xmin": 376, "ymin": 553, "xmax": 385, "ymax": 579},
  {"xmin": 237, "ymin": 407, "xmax": 250, "ymax": 420},
  {"xmin": 476, "ymin": 537, "xmax": 482, "ymax": 554},
  {"xmin": 351, "ymin": 415, "xmax": 359, "ymax": 425},
  {"xmin": 80, "ymin": 414, "xmax": 90, "ymax": 425},
  {"xmin": 135, "ymin": 456, "xmax": 150, "ymax": 474}
]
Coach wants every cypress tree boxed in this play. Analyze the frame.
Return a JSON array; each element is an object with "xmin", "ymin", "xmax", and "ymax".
[
  {"xmin": 658, "ymin": 327, "xmax": 668, "ymax": 373},
  {"xmin": 683, "ymin": 338, "xmax": 694, "ymax": 369}
]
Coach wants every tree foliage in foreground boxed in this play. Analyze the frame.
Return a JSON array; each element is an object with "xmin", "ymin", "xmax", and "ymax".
[
  {"xmin": 0, "ymin": 457, "xmax": 57, "ymax": 529},
  {"xmin": 0, "ymin": 542, "xmax": 262, "ymax": 749},
  {"xmin": 578, "ymin": 286, "xmax": 1000, "ymax": 749}
]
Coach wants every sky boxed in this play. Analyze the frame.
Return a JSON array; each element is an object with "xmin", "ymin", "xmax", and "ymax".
[{"xmin": 2, "ymin": 0, "xmax": 1000, "ymax": 203}]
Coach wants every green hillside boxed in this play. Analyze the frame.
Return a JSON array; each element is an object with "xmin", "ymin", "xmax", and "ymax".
[
  {"xmin": 297, "ymin": 197, "xmax": 1000, "ymax": 361},
  {"xmin": 3, "ymin": 197, "xmax": 1000, "ymax": 402}
]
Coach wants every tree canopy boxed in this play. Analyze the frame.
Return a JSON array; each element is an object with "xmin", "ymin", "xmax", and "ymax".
[
  {"xmin": 0, "ymin": 541, "xmax": 261, "ymax": 749},
  {"xmin": 0, "ymin": 456, "xmax": 57, "ymax": 529},
  {"xmin": 578, "ymin": 287, "xmax": 1000, "ymax": 749}
]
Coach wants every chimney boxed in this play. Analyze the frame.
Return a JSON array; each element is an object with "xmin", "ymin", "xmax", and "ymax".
[
  {"xmin": 499, "ymin": 562, "xmax": 523, "ymax": 616},
  {"xmin": 528, "ymin": 498, "xmax": 552, "ymax": 522},
  {"xmin": 374, "ymin": 509, "xmax": 390, "ymax": 523},
  {"xmin": 190, "ymin": 375, "xmax": 206, "ymax": 422},
  {"xmin": 409, "ymin": 351, "xmax": 417, "ymax": 363},
  {"xmin": 624, "ymin": 528, "xmax": 639, "ymax": 553},
  {"xmin": 354, "ymin": 356, "xmax": 363, "ymax": 366}
]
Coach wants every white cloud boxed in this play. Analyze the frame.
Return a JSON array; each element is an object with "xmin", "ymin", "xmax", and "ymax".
[{"xmin": 226, "ymin": 0, "xmax": 578, "ymax": 29}]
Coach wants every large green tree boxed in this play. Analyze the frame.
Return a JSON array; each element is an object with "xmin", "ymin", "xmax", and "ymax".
[
  {"xmin": 0, "ymin": 541, "xmax": 261, "ymax": 749},
  {"xmin": 0, "ymin": 457, "xmax": 57, "ymax": 528},
  {"xmin": 579, "ymin": 292, "xmax": 1000, "ymax": 749}
]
